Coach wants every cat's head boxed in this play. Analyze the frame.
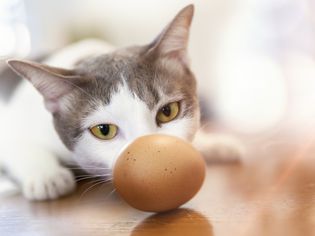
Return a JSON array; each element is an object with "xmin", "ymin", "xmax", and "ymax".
[{"xmin": 7, "ymin": 5, "xmax": 200, "ymax": 175}]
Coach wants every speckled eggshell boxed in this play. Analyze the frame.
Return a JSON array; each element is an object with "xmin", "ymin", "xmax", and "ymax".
[{"xmin": 113, "ymin": 134, "xmax": 206, "ymax": 212}]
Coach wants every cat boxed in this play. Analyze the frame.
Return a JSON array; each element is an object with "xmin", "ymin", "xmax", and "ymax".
[{"xmin": 0, "ymin": 5, "xmax": 243, "ymax": 201}]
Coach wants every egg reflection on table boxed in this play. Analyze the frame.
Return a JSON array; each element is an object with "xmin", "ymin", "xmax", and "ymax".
[{"xmin": 113, "ymin": 134, "xmax": 206, "ymax": 212}]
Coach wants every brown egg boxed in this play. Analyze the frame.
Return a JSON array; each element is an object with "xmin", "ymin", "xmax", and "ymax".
[{"xmin": 113, "ymin": 134, "xmax": 206, "ymax": 212}]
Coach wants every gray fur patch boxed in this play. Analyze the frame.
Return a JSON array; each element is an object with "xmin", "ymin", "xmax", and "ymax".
[{"xmin": 54, "ymin": 45, "xmax": 198, "ymax": 150}]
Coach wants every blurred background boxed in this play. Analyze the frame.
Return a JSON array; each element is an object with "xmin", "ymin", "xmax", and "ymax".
[{"xmin": 1, "ymin": 0, "xmax": 315, "ymax": 135}]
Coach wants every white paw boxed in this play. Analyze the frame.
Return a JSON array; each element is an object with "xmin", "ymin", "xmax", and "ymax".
[
  {"xmin": 194, "ymin": 132, "xmax": 245, "ymax": 164},
  {"xmin": 203, "ymin": 138, "xmax": 244, "ymax": 163},
  {"xmin": 22, "ymin": 166, "xmax": 76, "ymax": 201}
]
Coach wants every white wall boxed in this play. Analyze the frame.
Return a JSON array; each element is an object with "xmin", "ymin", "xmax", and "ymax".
[{"xmin": 13, "ymin": 0, "xmax": 315, "ymax": 133}]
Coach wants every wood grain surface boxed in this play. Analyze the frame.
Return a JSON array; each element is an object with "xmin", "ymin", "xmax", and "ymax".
[{"xmin": 1, "ymin": 129, "xmax": 315, "ymax": 236}]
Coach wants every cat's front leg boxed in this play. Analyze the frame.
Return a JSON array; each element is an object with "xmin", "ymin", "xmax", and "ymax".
[
  {"xmin": 193, "ymin": 130, "xmax": 245, "ymax": 164},
  {"xmin": 2, "ymin": 143, "xmax": 76, "ymax": 200}
]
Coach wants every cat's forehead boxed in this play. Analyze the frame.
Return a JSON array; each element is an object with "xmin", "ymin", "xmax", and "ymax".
[
  {"xmin": 75, "ymin": 54, "xmax": 157, "ymax": 109},
  {"xmin": 75, "ymin": 47, "xmax": 141, "ymax": 79},
  {"xmin": 74, "ymin": 47, "xmax": 195, "ymax": 110}
]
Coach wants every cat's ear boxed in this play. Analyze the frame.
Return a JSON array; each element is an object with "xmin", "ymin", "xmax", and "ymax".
[
  {"xmin": 7, "ymin": 59, "xmax": 88, "ymax": 113},
  {"xmin": 147, "ymin": 4, "xmax": 194, "ymax": 65}
]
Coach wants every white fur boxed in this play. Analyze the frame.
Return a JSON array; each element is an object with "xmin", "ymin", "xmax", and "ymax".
[{"xmin": 75, "ymin": 82, "xmax": 197, "ymax": 173}]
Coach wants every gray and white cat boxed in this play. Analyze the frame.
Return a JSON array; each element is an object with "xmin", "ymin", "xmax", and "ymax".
[{"xmin": 0, "ymin": 5, "xmax": 242, "ymax": 200}]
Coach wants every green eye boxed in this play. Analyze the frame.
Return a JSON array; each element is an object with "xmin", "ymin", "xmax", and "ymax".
[
  {"xmin": 90, "ymin": 124, "xmax": 118, "ymax": 140},
  {"xmin": 156, "ymin": 102, "xmax": 180, "ymax": 124}
]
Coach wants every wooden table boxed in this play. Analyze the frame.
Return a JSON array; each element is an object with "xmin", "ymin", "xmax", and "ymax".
[{"xmin": 1, "ymin": 129, "xmax": 315, "ymax": 236}]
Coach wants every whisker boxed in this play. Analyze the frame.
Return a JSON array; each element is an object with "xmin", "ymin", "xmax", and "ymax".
[
  {"xmin": 67, "ymin": 167, "xmax": 112, "ymax": 170},
  {"xmin": 82, "ymin": 177, "xmax": 109, "ymax": 185},
  {"xmin": 76, "ymin": 179, "xmax": 115, "ymax": 206},
  {"xmin": 75, "ymin": 174, "xmax": 112, "ymax": 178},
  {"xmin": 76, "ymin": 176, "xmax": 102, "ymax": 182},
  {"xmin": 76, "ymin": 176, "xmax": 96, "ymax": 182},
  {"xmin": 89, "ymin": 187, "xmax": 117, "ymax": 207},
  {"xmin": 104, "ymin": 188, "xmax": 116, "ymax": 200},
  {"xmin": 79, "ymin": 178, "xmax": 103, "ymax": 189},
  {"xmin": 75, "ymin": 174, "xmax": 94, "ymax": 178},
  {"xmin": 67, "ymin": 163, "xmax": 112, "ymax": 168},
  {"xmin": 79, "ymin": 180, "xmax": 106, "ymax": 201},
  {"xmin": 76, "ymin": 175, "xmax": 112, "ymax": 183}
]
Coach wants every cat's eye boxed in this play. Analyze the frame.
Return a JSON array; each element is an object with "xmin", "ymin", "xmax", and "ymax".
[
  {"xmin": 90, "ymin": 124, "xmax": 118, "ymax": 140},
  {"xmin": 156, "ymin": 102, "xmax": 180, "ymax": 125}
]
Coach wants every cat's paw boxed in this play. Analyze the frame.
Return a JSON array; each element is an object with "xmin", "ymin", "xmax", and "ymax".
[
  {"xmin": 22, "ymin": 166, "xmax": 76, "ymax": 201},
  {"xmin": 193, "ymin": 132, "xmax": 245, "ymax": 164},
  {"xmin": 202, "ymin": 137, "xmax": 244, "ymax": 163}
]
